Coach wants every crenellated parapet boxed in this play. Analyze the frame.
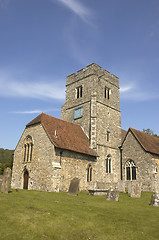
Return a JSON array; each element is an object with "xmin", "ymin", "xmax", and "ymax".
[{"xmin": 66, "ymin": 63, "xmax": 119, "ymax": 86}]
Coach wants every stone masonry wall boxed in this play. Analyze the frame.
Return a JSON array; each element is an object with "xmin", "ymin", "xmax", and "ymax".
[
  {"xmin": 55, "ymin": 148, "xmax": 96, "ymax": 191},
  {"xmin": 122, "ymin": 131, "xmax": 157, "ymax": 191},
  {"xmin": 11, "ymin": 123, "xmax": 60, "ymax": 192},
  {"xmin": 11, "ymin": 123, "xmax": 96, "ymax": 192}
]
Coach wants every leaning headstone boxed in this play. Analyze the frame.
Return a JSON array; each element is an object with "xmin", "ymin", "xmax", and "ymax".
[
  {"xmin": 117, "ymin": 181, "xmax": 125, "ymax": 193},
  {"xmin": 1, "ymin": 168, "xmax": 12, "ymax": 194},
  {"xmin": 106, "ymin": 189, "xmax": 119, "ymax": 201},
  {"xmin": 130, "ymin": 182, "xmax": 141, "ymax": 198},
  {"xmin": 68, "ymin": 178, "xmax": 80, "ymax": 195}
]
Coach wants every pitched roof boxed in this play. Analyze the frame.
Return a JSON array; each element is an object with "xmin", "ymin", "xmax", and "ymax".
[
  {"xmin": 121, "ymin": 129, "xmax": 127, "ymax": 143},
  {"xmin": 26, "ymin": 113, "xmax": 97, "ymax": 157},
  {"xmin": 122, "ymin": 127, "xmax": 159, "ymax": 156}
]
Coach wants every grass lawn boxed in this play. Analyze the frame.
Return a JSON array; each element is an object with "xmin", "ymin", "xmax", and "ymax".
[{"xmin": 0, "ymin": 188, "xmax": 159, "ymax": 240}]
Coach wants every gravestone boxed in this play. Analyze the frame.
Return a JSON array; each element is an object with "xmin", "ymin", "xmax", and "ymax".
[
  {"xmin": 68, "ymin": 178, "xmax": 80, "ymax": 195},
  {"xmin": 106, "ymin": 189, "xmax": 119, "ymax": 201},
  {"xmin": 130, "ymin": 182, "xmax": 141, "ymax": 198},
  {"xmin": 117, "ymin": 181, "xmax": 125, "ymax": 193},
  {"xmin": 150, "ymin": 193, "xmax": 159, "ymax": 206},
  {"xmin": 128, "ymin": 181, "xmax": 132, "ymax": 194},
  {"xmin": 1, "ymin": 168, "xmax": 11, "ymax": 194},
  {"xmin": 150, "ymin": 175, "xmax": 159, "ymax": 206}
]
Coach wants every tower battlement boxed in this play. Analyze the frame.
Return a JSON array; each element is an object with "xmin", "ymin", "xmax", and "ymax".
[{"xmin": 66, "ymin": 63, "xmax": 119, "ymax": 86}]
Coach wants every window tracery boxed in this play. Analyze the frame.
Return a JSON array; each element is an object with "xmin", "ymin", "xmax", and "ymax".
[
  {"xmin": 125, "ymin": 160, "xmax": 136, "ymax": 180},
  {"xmin": 24, "ymin": 136, "xmax": 33, "ymax": 162}
]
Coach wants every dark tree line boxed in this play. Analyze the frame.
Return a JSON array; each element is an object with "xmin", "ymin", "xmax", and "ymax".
[{"xmin": 0, "ymin": 148, "xmax": 14, "ymax": 175}]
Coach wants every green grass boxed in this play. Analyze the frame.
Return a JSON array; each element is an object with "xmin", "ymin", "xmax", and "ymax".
[{"xmin": 0, "ymin": 188, "xmax": 159, "ymax": 240}]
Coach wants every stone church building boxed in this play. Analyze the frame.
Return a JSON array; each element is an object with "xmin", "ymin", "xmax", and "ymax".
[{"xmin": 11, "ymin": 63, "xmax": 159, "ymax": 192}]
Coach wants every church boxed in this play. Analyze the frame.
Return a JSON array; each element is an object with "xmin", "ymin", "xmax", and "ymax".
[{"xmin": 11, "ymin": 63, "xmax": 159, "ymax": 192}]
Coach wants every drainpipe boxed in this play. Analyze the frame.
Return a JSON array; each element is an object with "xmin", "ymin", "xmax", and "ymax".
[{"xmin": 119, "ymin": 145, "xmax": 123, "ymax": 180}]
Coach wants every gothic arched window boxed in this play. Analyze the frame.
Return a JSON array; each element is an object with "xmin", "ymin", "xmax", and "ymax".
[
  {"xmin": 24, "ymin": 136, "xmax": 33, "ymax": 162},
  {"xmin": 125, "ymin": 160, "xmax": 136, "ymax": 180},
  {"xmin": 87, "ymin": 164, "xmax": 93, "ymax": 182},
  {"xmin": 106, "ymin": 155, "xmax": 112, "ymax": 173}
]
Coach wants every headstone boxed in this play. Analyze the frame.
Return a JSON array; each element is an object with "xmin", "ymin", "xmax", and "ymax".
[
  {"xmin": 68, "ymin": 178, "xmax": 80, "ymax": 195},
  {"xmin": 117, "ymin": 181, "xmax": 125, "ymax": 193},
  {"xmin": 106, "ymin": 189, "xmax": 119, "ymax": 201},
  {"xmin": 130, "ymin": 182, "xmax": 141, "ymax": 198},
  {"xmin": 128, "ymin": 181, "xmax": 132, "ymax": 194},
  {"xmin": 1, "ymin": 168, "xmax": 11, "ymax": 194},
  {"xmin": 150, "ymin": 193, "xmax": 159, "ymax": 206}
]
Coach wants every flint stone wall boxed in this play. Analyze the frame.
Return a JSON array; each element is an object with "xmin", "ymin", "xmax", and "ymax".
[
  {"xmin": 11, "ymin": 123, "xmax": 96, "ymax": 192},
  {"xmin": 122, "ymin": 131, "xmax": 157, "ymax": 192}
]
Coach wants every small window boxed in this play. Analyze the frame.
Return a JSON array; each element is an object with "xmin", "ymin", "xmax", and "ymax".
[
  {"xmin": 125, "ymin": 160, "xmax": 136, "ymax": 180},
  {"xmin": 105, "ymin": 87, "xmax": 110, "ymax": 99},
  {"xmin": 87, "ymin": 164, "xmax": 93, "ymax": 182},
  {"xmin": 106, "ymin": 155, "xmax": 112, "ymax": 173},
  {"xmin": 76, "ymin": 86, "xmax": 83, "ymax": 99},
  {"xmin": 74, "ymin": 107, "xmax": 83, "ymax": 120},
  {"xmin": 106, "ymin": 131, "xmax": 110, "ymax": 142}
]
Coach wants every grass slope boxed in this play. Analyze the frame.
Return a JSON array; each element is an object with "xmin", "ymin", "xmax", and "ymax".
[{"xmin": 0, "ymin": 189, "xmax": 159, "ymax": 240}]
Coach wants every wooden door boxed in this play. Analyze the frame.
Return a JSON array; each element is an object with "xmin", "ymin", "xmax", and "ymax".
[{"xmin": 23, "ymin": 170, "xmax": 29, "ymax": 189}]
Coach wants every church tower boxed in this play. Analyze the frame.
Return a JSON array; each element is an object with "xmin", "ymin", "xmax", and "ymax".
[{"xmin": 61, "ymin": 63, "xmax": 121, "ymax": 184}]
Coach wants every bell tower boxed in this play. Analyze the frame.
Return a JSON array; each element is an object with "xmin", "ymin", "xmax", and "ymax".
[{"xmin": 61, "ymin": 63, "xmax": 121, "ymax": 183}]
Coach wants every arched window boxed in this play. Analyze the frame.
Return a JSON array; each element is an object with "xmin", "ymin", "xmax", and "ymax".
[
  {"xmin": 106, "ymin": 155, "xmax": 112, "ymax": 173},
  {"xmin": 87, "ymin": 164, "xmax": 93, "ymax": 182},
  {"xmin": 125, "ymin": 160, "xmax": 136, "ymax": 180},
  {"xmin": 24, "ymin": 136, "xmax": 33, "ymax": 162}
]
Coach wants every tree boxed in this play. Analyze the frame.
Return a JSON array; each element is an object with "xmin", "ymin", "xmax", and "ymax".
[{"xmin": 142, "ymin": 129, "xmax": 159, "ymax": 138}]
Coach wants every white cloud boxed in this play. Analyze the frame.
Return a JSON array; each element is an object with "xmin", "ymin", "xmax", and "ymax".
[
  {"xmin": 120, "ymin": 85, "xmax": 134, "ymax": 93},
  {"xmin": 54, "ymin": 0, "xmax": 91, "ymax": 23},
  {"xmin": 0, "ymin": 71, "xmax": 65, "ymax": 100},
  {"xmin": 120, "ymin": 82, "xmax": 159, "ymax": 101},
  {"xmin": 10, "ymin": 108, "xmax": 60, "ymax": 114}
]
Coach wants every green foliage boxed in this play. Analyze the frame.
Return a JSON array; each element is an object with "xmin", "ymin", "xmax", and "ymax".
[
  {"xmin": 143, "ymin": 128, "xmax": 159, "ymax": 138},
  {"xmin": 0, "ymin": 190, "xmax": 159, "ymax": 240},
  {"xmin": 0, "ymin": 148, "xmax": 14, "ymax": 175}
]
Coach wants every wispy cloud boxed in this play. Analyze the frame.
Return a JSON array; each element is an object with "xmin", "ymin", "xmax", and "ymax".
[
  {"xmin": 120, "ymin": 84, "xmax": 159, "ymax": 101},
  {"xmin": 10, "ymin": 108, "xmax": 60, "ymax": 114},
  {"xmin": 120, "ymin": 85, "xmax": 134, "ymax": 93},
  {"xmin": 53, "ymin": 0, "xmax": 91, "ymax": 23},
  {"xmin": 0, "ymin": 71, "xmax": 65, "ymax": 100}
]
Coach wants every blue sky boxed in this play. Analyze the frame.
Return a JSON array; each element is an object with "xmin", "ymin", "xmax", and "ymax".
[{"xmin": 0, "ymin": 0, "xmax": 159, "ymax": 149}]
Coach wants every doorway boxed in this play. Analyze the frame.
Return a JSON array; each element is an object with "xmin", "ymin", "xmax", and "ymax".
[{"xmin": 23, "ymin": 170, "xmax": 29, "ymax": 189}]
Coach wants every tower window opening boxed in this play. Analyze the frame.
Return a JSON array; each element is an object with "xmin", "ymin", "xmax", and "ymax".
[
  {"xmin": 76, "ymin": 86, "xmax": 83, "ymax": 99},
  {"xmin": 106, "ymin": 131, "xmax": 110, "ymax": 142},
  {"xmin": 105, "ymin": 87, "xmax": 110, "ymax": 99}
]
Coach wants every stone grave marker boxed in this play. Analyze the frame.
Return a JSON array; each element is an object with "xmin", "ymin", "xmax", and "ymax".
[
  {"xmin": 68, "ymin": 178, "xmax": 80, "ymax": 195},
  {"xmin": 130, "ymin": 181, "xmax": 141, "ymax": 198},
  {"xmin": 150, "ymin": 193, "xmax": 159, "ymax": 206},
  {"xmin": 128, "ymin": 181, "xmax": 132, "ymax": 194},
  {"xmin": 117, "ymin": 181, "xmax": 125, "ymax": 193},
  {"xmin": 1, "ymin": 167, "xmax": 11, "ymax": 194},
  {"xmin": 106, "ymin": 189, "xmax": 119, "ymax": 201},
  {"xmin": 150, "ymin": 176, "xmax": 159, "ymax": 206}
]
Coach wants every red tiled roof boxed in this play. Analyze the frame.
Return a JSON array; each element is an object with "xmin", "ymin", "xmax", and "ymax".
[
  {"xmin": 26, "ymin": 113, "xmax": 97, "ymax": 157},
  {"xmin": 121, "ymin": 129, "xmax": 127, "ymax": 143},
  {"xmin": 122, "ymin": 127, "xmax": 159, "ymax": 156}
]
